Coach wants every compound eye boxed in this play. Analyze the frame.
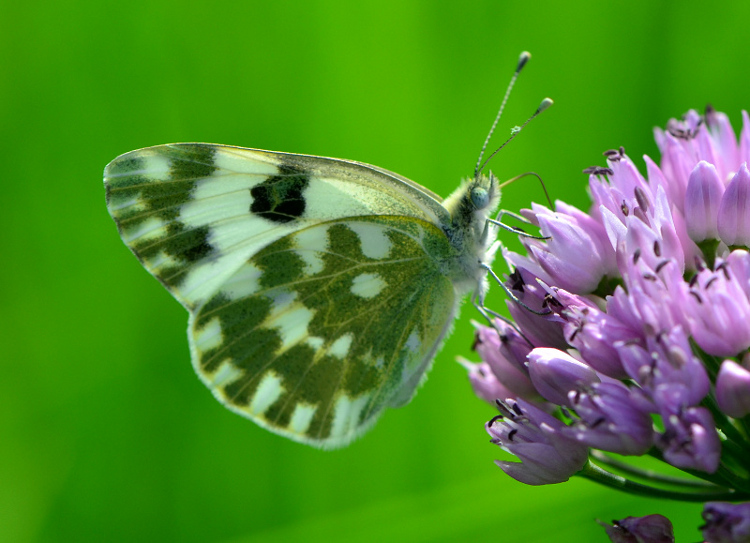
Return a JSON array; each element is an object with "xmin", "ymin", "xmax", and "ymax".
[{"xmin": 470, "ymin": 186, "xmax": 489, "ymax": 209}]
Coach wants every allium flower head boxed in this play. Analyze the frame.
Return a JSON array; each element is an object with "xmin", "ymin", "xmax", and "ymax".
[{"xmin": 465, "ymin": 108, "xmax": 750, "ymax": 523}]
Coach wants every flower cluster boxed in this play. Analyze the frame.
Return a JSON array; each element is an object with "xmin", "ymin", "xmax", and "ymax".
[{"xmin": 465, "ymin": 108, "xmax": 750, "ymax": 540}]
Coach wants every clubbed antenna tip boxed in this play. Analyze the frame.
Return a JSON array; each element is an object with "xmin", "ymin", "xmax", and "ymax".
[
  {"xmin": 537, "ymin": 98, "xmax": 554, "ymax": 113},
  {"xmin": 517, "ymin": 51, "xmax": 531, "ymax": 72}
]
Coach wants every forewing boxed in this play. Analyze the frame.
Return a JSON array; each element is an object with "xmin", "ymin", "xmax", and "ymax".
[
  {"xmin": 104, "ymin": 143, "xmax": 450, "ymax": 310},
  {"xmin": 189, "ymin": 216, "xmax": 457, "ymax": 448}
]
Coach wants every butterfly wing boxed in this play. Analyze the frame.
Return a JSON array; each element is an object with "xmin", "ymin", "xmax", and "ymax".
[
  {"xmin": 104, "ymin": 144, "xmax": 460, "ymax": 447},
  {"xmin": 104, "ymin": 143, "xmax": 450, "ymax": 310},
  {"xmin": 190, "ymin": 216, "xmax": 457, "ymax": 448}
]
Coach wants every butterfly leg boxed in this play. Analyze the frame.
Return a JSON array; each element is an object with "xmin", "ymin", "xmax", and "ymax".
[
  {"xmin": 479, "ymin": 263, "xmax": 552, "ymax": 317},
  {"xmin": 490, "ymin": 170, "xmax": 554, "ymax": 240},
  {"xmin": 486, "ymin": 211, "xmax": 550, "ymax": 240},
  {"xmin": 472, "ymin": 287, "xmax": 514, "ymax": 327},
  {"xmin": 470, "ymin": 287, "xmax": 536, "ymax": 347}
]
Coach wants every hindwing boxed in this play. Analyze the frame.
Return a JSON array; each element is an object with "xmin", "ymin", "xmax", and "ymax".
[{"xmin": 189, "ymin": 216, "xmax": 457, "ymax": 448}]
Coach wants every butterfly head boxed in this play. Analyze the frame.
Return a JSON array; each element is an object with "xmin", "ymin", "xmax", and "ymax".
[
  {"xmin": 471, "ymin": 172, "xmax": 502, "ymax": 244},
  {"xmin": 445, "ymin": 172, "xmax": 500, "ymax": 225},
  {"xmin": 469, "ymin": 173, "xmax": 499, "ymax": 212},
  {"xmin": 442, "ymin": 172, "xmax": 499, "ymax": 249}
]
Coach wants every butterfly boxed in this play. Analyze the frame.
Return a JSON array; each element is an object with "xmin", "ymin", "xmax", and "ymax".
[{"xmin": 103, "ymin": 52, "xmax": 547, "ymax": 449}]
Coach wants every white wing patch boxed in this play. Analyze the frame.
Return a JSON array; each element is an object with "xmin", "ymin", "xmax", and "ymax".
[
  {"xmin": 350, "ymin": 272, "xmax": 387, "ymax": 299},
  {"xmin": 306, "ymin": 336, "xmax": 325, "ymax": 351},
  {"xmin": 221, "ymin": 261, "xmax": 263, "ymax": 300},
  {"xmin": 330, "ymin": 394, "xmax": 372, "ymax": 439},
  {"xmin": 213, "ymin": 146, "xmax": 281, "ymax": 175},
  {"xmin": 209, "ymin": 360, "xmax": 243, "ymax": 388},
  {"xmin": 405, "ymin": 328, "xmax": 421, "ymax": 353},
  {"xmin": 179, "ymin": 178, "xmax": 254, "ymax": 226},
  {"xmin": 289, "ymin": 403, "xmax": 318, "ymax": 434},
  {"xmin": 178, "ymin": 254, "xmax": 256, "ymax": 307},
  {"xmin": 193, "ymin": 316, "xmax": 223, "ymax": 351},
  {"xmin": 120, "ymin": 216, "xmax": 167, "ymax": 244},
  {"xmin": 348, "ymin": 222, "xmax": 392, "ymax": 259},
  {"xmin": 293, "ymin": 227, "xmax": 328, "ymax": 275},
  {"xmin": 148, "ymin": 250, "xmax": 180, "ymax": 272},
  {"xmin": 329, "ymin": 333, "xmax": 354, "ymax": 359},
  {"xmin": 266, "ymin": 295, "xmax": 315, "ymax": 352},
  {"xmin": 249, "ymin": 372, "xmax": 285, "ymax": 415},
  {"xmin": 138, "ymin": 153, "xmax": 172, "ymax": 181},
  {"xmin": 303, "ymin": 176, "xmax": 378, "ymax": 221}
]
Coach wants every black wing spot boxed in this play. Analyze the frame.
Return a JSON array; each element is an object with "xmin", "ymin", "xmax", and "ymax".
[{"xmin": 250, "ymin": 164, "xmax": 310, "ymax": 223}]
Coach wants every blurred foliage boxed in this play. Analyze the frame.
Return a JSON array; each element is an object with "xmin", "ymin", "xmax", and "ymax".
[{"xmin": 2, "ymin": 1, "xmax": 748, "ymax": 541}]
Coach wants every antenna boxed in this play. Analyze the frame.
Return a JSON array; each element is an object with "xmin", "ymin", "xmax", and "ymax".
[
  {"xmin": 476, "ymin": 98, "xmax": 553, "ymax": 177},
  {"xmin": 474, "ymin": 51, "xmax": 531, "ymax": 179}
]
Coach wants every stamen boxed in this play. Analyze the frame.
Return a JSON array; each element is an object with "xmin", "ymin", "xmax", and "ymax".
[
  {"xmin": 488, "ymin": 414, "xmax": 504, "ymax": 425},
  {"xmin": 634, "ymin": 186, "xmax": 649, "ymax": 212},
  {"xmin": 583, "ymin": 166, "xmax": 615, "ymax": 176}
]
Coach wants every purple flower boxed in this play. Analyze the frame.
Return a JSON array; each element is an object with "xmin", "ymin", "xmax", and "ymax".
[
  {"xmin": 716, "ymin": 359, "xmax": 750, "ymax": 418},
  {"xmin": 718, "ymin": 164, "xmax": 750, "ymax": 248},
  {"xmin": 702, "ymin": 502, "xmax": 750, "ymax": 543},
  {"xmin": 564, "ymin": 381, "xmax": 654, "ymax": 456},
  {"xmin": 684, "ymin": 161, "xmax": 724, "ymax": 242},
  {"xmin": 656, "ymin": 405, "xmax": 720, "ymax": 473},
  {"xmin": 504, "ymin": 267, "xmax": 568, "ymax": 349},
  {"xmin": 472, "ymin": 320, "xmax": 537, "ymax": 399},
  {"xmin": 527, "ymin": 347, "xmax": 599, "ymax": 406},
  {"xmin": 684, "ymin": 253, "xmax": 750, "ymax": 357},
  {"xmin": 486, "ymin": 398, "xmax": 589, "ymax": 485},
  {"xmin": 705, "ymin": 107, "xmax": 742, "ymax": 180},
  {"xmin": 557, "ymin": 289, "xmax": 638, "ymax": 379},
  {"xmin": 509, "ymin": 202, "xmax": 617, "ymax": 293},
  {"xmin": 462, "ymin": 321, "xmax": 541, "ymax": 406},
  {"xmin": 617, "ymin": 326, "xmax": 709, "ymax": 409},
  {"xmin": 463, "ymin": 361, "xmax": 518, "ymax": 406},
  {"xmin": 602, "ymin": 514, "xmax": 675, "ymax": 543}
]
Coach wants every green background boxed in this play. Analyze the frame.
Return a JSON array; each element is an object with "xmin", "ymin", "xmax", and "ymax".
[{"xmin": 3, "ymin": 1, "xmax": 748, "ymax": 541}]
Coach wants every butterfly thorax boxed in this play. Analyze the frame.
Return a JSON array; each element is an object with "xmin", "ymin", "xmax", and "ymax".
[{"xmin": 439, "ymin": 173, "xmax": 501, "ymax": 294}]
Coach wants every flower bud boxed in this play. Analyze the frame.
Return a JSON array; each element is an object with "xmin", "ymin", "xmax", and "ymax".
[
  {"xmin": 716, "ymin": 359, "xmax": 750, "ymax": 418},
  {"xmin": 702, "ymin": 502, "xmax": 750, "ymax": 543},
  {"xmin": 527, "ymin": 348, "xmax": 599, "ymax": 406},
  {"xmin": 487, "ymin": 399, "xmax": 589, "ymax": 485},
  {"xmin": 718, "ymin": 163, "xmax": 750, "ymax": 247},
  {"xmin": 602, "ymin": 514, "xmax": 674, "ymax": 543},
  {"xmin": 684, "ymin": 161, "xmax": 724, "ymax": 242}
]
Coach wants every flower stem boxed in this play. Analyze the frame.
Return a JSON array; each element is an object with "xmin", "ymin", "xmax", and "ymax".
[
  {"xmin": 579, "ymin": 460, "xmax": 746, "ymax": 502},
  {"xmin": 590, "ymin": 451, "xmax": 719, "ymax": 489},
  {"xmin": 739, "ymin": 415, "xmax": 750, "ymax": 443}
]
